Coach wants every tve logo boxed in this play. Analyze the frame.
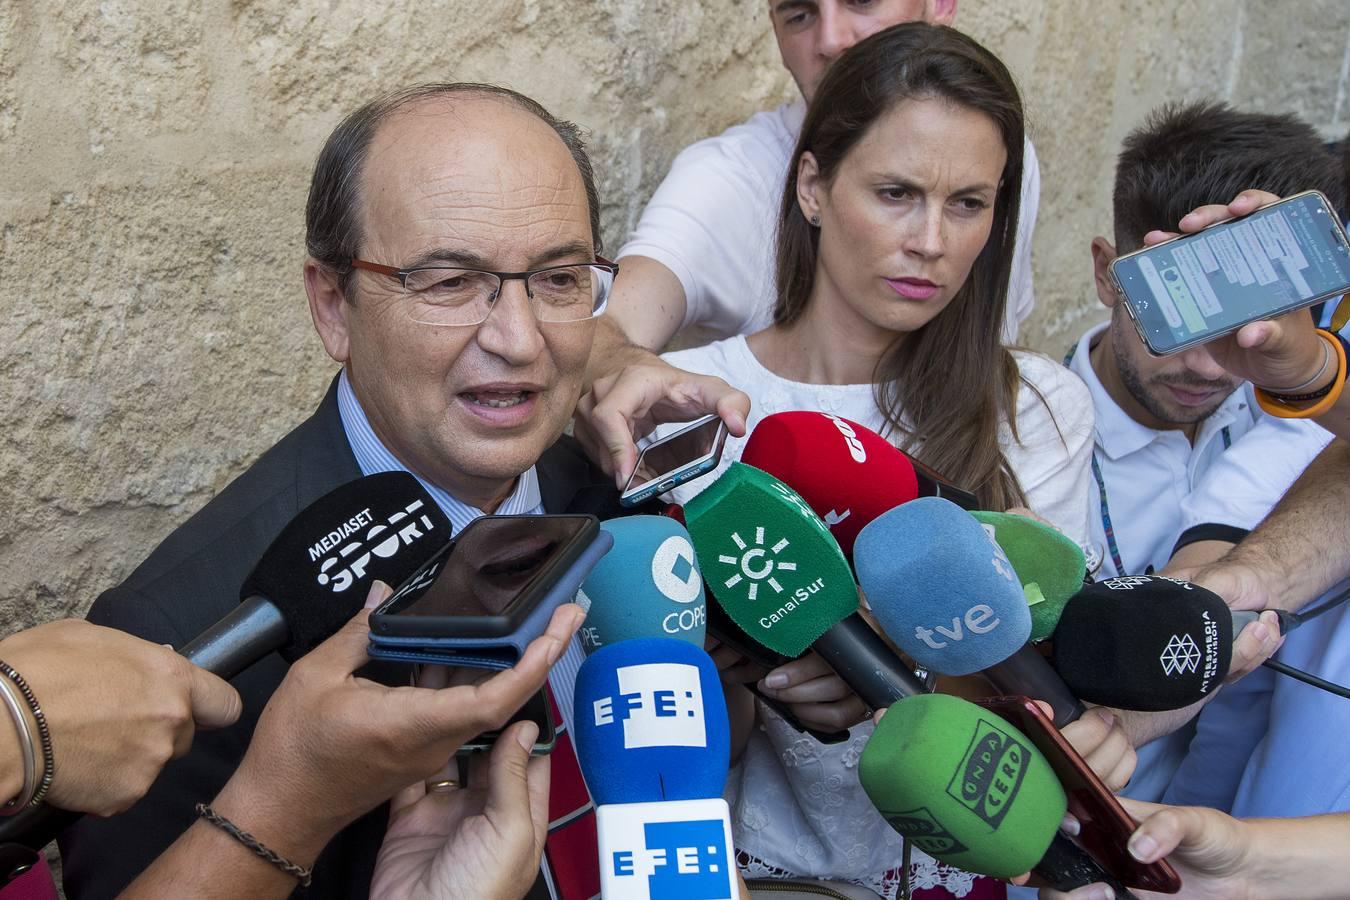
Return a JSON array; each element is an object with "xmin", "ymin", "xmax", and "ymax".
[
  {"xmin": 599, "ymin": 801, "xmax": 737, "ymax": 900},
  {"xmin": 592, "ymin": 662, "xmax": 706, "ymax": 749}
]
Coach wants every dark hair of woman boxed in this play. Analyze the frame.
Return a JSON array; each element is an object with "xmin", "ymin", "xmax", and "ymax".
[{"xmin": 774, "ymin": 22, "xmax": 1031, "ymax": 508}]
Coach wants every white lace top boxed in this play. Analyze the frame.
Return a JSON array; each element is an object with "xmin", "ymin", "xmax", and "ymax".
[{"xmin": 659, "ymin": 335, "xmax": 1095, "ymax": 898}]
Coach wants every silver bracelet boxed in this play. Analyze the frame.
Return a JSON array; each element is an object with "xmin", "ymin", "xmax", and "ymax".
[
  {"xmin": 1272, "ymin": 335, "xmax": 1333, "ymax": 394},
  {"xmin": 0, "ymin": 676, "xmax": 35, "ymax": 815}
]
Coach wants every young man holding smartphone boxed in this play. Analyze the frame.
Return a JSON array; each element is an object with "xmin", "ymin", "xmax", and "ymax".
[{"xmin": 1063, "ymin": 101, "xmax": 1341, "ymax": 804}]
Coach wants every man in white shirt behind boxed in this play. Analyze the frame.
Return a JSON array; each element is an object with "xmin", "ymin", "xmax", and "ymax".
[
  {"xmin": 576, "ymin": 1, "xmax": 1042, "ymax": 481},
  {"xmin": 1065, "ymin": 100, "xmax": 1341, "ymax": 804}
]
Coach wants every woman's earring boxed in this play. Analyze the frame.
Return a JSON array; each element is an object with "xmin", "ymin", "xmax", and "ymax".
[{"xmin": 809, "ymin": 214, "xmax": 821, "ymax": 227}]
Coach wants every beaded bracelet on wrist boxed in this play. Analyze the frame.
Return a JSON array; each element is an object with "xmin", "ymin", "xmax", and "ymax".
[{"xmin": 0, "ymin": 661, "xmax": 52, "ymax": 809}]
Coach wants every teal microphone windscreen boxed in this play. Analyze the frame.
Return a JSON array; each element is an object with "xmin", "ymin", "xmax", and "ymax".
[
  {"xmin": 576, "ymin": 516, "xmax": 706, "ymax": 654},
  {"xmin": 855, "ymin": 498, "xmax": 1031, "ymax": 676},
  {"xmin": 860, "ymin": 693, "xmax": 1067, "ymax": 878},
  {"xmin": 684, "ymin": 462, "xmax": 858, "ymax": 657},
  {"xmin": 970, "ymin": 511, "xmax": 1085, "ymax": 642}
]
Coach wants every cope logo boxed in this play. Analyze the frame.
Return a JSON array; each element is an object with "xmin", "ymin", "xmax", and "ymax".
[
  {"xmin": 311, "ymin": 500, "xmax": 438, "ymax": 593},
  {"xmin": 714, "ymin": 525, "xmax": 798, "ymax": 602},
  {"xmin": 887, "ymin": 806, "xmax": 969, "ymax": 857},
  {"xmin": 609, "ymin": 819, "xmax": 733, "ymax": 900},
  {"xmin": 592, "ymin": 662, "xmax": 707, "ymax": 749},
  {"xmin": 947, "ymin": 718, "xmax": 1030, "ymax": 829}
]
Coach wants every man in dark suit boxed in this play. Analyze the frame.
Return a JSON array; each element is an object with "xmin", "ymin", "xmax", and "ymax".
[{"xmin": 59, "ymin": 82, "xmax": 629, "ymax": 899}]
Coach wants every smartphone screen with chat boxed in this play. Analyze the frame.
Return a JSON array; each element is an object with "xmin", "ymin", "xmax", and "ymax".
[{"xmin": 1112, "ymin": 190, "xmax": 1350, "ymax": 355}]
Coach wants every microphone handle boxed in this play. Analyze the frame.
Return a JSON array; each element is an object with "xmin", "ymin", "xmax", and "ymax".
[
  {"xmin": 983, "ymin": 646, "xmax": 1086, "ymax": 728},
  {"xmin": 178, "ymin": 595, "xmax": 289, "ymax": 680},
  {"xmin": 1035, "ymin": 832, "xmax": 1139, "ymax": 899},
  {"xmin": 812, "ymin": 614, "xmax": 925, "ymax": 711},
  {"xmin": 0, "ymin": 597, "xmax": 289, "ymax": 850}
]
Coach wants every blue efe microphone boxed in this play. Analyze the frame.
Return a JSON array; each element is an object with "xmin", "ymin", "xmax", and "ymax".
[
  {"xmin": 855, "ymin": 498, "xmax": 1086, "ymax": 727},
  {"xmin": 572, "ymin": 638, "xmax": 737, "ymax": 899},
  {"xmin": 577, "ymin": 516, "xmax": 707, "ymax": 653}
]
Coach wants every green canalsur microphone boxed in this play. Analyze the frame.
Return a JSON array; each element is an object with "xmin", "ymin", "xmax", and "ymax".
[{"xmin": 684, "ymin": 463, "xmax": 924, "ymax": 708}]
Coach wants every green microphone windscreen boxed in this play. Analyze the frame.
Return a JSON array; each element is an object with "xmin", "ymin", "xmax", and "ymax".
[
  {"xmin": 859, "ymin": 693, "xmax": 1067, "ymax": 878},
  {"xmin": 970, "ymin": 511, "xmax": 1085, "ymax": 641},
  {"xmin": 685, "ymin": 462, "xmax": 858, "ymax": 657}
]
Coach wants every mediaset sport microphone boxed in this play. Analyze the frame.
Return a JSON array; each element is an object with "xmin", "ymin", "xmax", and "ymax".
[
  {"xmin": 572, "ymin": 638, "xmax": 737, "ymax": 900},
  {"xmin": 970, "ymin": 510, "xmax": 1087, "ymax": 641},
  {"xmin": 0, "ymin": 472, "xmax": 452, "ymax": 850},
  {"xmin": 1050, "ymin": 575, "xmax": 1290, "ymax": 710},
  {"xmin": 859, "ymin": 693, "xmax": 1066, "ymax": 878},
  {"xmin": 576, "ymin": 516, "xmax": 707, "ymax": 653},
  {"xmin": 684, "ymin": 463, "xmax": 924, "ymax": 711},
  {"xmin": 854, "ymin": 498, "xmax": 1085, "ymax": 726}
]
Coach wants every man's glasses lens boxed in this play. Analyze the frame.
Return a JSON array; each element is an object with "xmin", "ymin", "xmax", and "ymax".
[{"xmin": 403, "ymin": 264, "xmax": 613, "ymax": 326}]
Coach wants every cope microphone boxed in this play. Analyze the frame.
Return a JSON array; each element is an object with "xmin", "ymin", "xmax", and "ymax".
[
  {"xmin": 854, "ymin": 498, "xmax": 1086, "ymax": 727},
  {"xmin": 1050, "ymin": 575, "xmax": 1294, "ymax": 711},
  {"xmin": 970, "ymin": 511, "xmax": 1087, "ymax": 641},
  {"xmin": 572, "ymin": 638, "xmax": 737, "ymax": 900},
  {"xmin": 575, "ymin": 516, "xmax": 708, "ymax": 653},
  {"xmin": 0, "ymin": 472, "xmax": 452, "ymax": 850},
  {"xmin": 684, "ymin": 463, "xmax": 924, "ymax": 711}
]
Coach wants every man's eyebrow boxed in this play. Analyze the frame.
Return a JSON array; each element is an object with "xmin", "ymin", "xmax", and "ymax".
[
  {"xmin": 772, "ymin": 0, "xmax": 814, "ymax": 16},
  {"xmin": 403, "ymin": 240, "xmax": 595, "ymax": 271}
]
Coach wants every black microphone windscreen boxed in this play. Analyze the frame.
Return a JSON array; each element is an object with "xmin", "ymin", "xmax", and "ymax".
[
  {"xmin": 242, "ymin": 471, "xmax": 452, "ymax": 660},
  {"xmin": 1051, "ymin": 575, "xmax": 1233, "ymax": 711}
]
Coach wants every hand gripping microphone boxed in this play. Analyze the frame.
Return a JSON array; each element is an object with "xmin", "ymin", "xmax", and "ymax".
[
  {"xmin": 684, "ymin": 463, "xmax": 924, "ymax": 710},
  {"xmin": 970, "ymin": 511, "xmax": 1087, "ymax": 641},
  {"xmin": 853, "ymin": 498, "xmax": 1086, "ymax": 726},
  {"xmin": 860, "ymin": 693, "xmax": 1067, "ymax": 878},
  {"xmin": 0, "ymin": 471, "xmax": 452, "ymax": 850},
  {"xmin": 572, "ymin": 638, "xmax": 737, "ymax": 900},
  {"xmin": 1050, "ymin": 575, "xmax": 1293, "ymax": 710},
  {"xmin": 575, "ymin": 516, "xmax": 707, "ymax": 653}
]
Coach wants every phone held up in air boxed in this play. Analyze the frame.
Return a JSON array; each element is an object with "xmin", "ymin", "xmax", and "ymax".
[
  {"xmin": 977, "ymin": 696, "xmax": 1182, "ymax": 894},
  {"xmin": 1110, "ymin": 190, "xmax": 1350, "ymax": 355},
  {"xmin": 619, "ymin": 414, "xmax": 729, "ymax": 507}
]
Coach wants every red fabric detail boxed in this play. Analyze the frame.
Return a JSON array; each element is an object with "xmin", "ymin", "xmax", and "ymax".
[
  {"xmin": 0, "ymin": 853, "xmax": 59, "ymax": 900},
  {"xmin": 543, "ymin": 684, "xmax": 600, "ymax": 900}
]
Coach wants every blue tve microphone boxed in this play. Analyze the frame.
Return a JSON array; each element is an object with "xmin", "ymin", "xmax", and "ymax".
[
  {"xmin": 572, "ymin": 637, "xmax": 737, "ymax": 899},
  {"xmin": 577, "ymin": 516, "xmax": 707, "ymax": 653},
  {"xmin": 855, "ymin": 498, "xmax": 1085, "ymax": 727}
]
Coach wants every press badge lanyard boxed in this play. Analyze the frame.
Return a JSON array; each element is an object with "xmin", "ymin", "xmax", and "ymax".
[{"xmin": 1065, "ymin": 343, "xmax": 1230, "ymax": 577}]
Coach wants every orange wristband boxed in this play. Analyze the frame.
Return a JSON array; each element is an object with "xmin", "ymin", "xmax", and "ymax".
[{"xmin": 1255, "ymin": 329, "xmax": 1347, "ymax": 419}]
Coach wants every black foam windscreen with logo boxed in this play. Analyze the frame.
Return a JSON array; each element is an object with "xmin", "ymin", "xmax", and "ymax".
[
  {"xmin": 1050, "ymin": 575, "xmax": 1234, "ymax": 711},
  {"xmin": 242, "ymin": 471, "xmax": 452, "ymax": 660}
]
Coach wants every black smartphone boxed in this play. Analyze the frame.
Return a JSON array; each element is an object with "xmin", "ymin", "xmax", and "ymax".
[
  {"xmin": 456, "ymin": 687, "xmax": 557, "ymax": 756},
  {"xmin": 977, "ymin": 696, "xmax": 1181, "ymax": 894},
  {"xmin": 370, "ymin": 514, "xmax": 599, "ymax": 638},
  {"xmin": 620, "ymin": 415, "xmax": 729, "ymax": 507},
  {"xmin": 1111, "ymin": 190, "xmax": 1350, "ymax": 355}
]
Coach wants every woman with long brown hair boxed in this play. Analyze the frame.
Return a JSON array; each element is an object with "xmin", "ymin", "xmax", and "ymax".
[{"xmin": 659, "ymin": 21, "xmax": 1094, "ymax": 900}]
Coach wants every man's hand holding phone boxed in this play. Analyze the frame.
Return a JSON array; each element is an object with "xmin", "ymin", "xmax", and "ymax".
[{"xmin": 1145, "ymin": 189, "xmax": 1332, "ymax": 387}]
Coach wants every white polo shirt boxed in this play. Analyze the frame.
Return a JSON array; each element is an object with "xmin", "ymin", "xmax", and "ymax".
[
  {"xmin": 619, "ymin": 100, "xmax": 1040, "ymax": 343},
  {"xmin": 1066, "ymin": 321, "xmax": 1331, "ymax": 802}
]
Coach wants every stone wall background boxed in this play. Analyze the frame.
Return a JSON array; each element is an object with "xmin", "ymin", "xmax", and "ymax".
[{"xmin": 2, "ymin": 1, "xmax": 1348, "ymax": 629}]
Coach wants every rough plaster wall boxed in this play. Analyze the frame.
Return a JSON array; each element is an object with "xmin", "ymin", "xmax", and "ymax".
[{"xmin": 1, "ymin": 1, "xmax": 1348, "ymax": 632}]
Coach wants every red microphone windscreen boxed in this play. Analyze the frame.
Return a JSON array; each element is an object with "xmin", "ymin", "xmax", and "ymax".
[
  {"xmin": 741, "ymin": 411, "xmax": 919, "ymax": 556},
  {"xmin": 745, "ymin": 412, "xmax": 923, "ymax": 555}
]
